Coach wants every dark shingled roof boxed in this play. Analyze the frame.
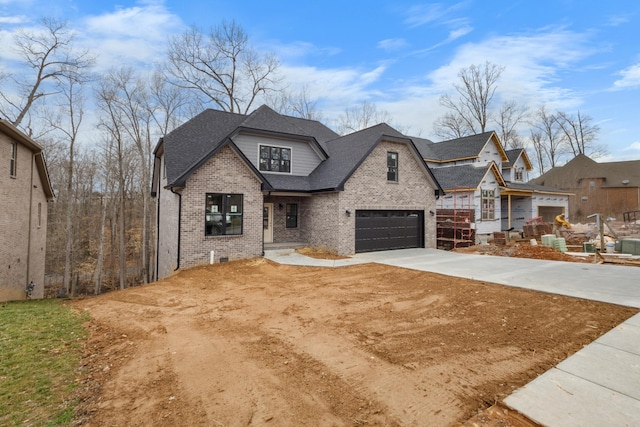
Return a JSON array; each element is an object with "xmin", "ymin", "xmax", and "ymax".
[
  {"xmin": 417, "ymin": 131, "xmax": 497, "ymax": 162},
  {"xmin": 156, "ymin": 106, "xmax": 442, "ymax": 194},
  {"xmin": 531, "ymin": 153, "xmax": 640, "ymax": 189},
  {"xmin": 503, "ymin": 149, "xmax": 521, "ymax": 168},
  {"xmin": 411, "ymin": 136, "xmax": 437, "ymax": 160},
  {"xmin": 159, "ymin": 106, "xmax": 338, "ymax": 188},
  {"xmin": 161, "ymin": 109, "xmax": 246, "ymax": 185},
  {"xmin": 308, "ymin": 123, "xmax": 409, "ymax": 190},
  {"xmin": 430, "ymin": 164, "xmax": 495, "ymax": 191}
]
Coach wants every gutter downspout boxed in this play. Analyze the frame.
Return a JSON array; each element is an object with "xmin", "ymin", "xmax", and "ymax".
[
  {"xmin": 27, "ymin": 153, "xmax": 35, "ymax": 292},
  {"xmin": 170, "ymin": 187, "xmax": 182, "ymax": 271},
  {"xmin": 154, "ymin": 180, "xmax": 161, "ymax": 282}
]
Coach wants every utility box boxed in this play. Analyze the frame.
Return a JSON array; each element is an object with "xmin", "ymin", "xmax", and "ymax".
[{"xmin": 619, "ymin": 239, "xmax": 640, "ymax": 256}]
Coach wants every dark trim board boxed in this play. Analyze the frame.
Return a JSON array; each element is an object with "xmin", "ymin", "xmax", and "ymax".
[{"xmin": 355, "ymin": 210, "xmax": 424, "ymax": 253}]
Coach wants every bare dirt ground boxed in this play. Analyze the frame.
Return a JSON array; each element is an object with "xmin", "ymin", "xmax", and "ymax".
[{"xmin": 70, "ymin": 255, "xmax": 637, "ymax": 427}]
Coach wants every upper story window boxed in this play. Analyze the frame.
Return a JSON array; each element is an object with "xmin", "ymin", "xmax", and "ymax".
[
  {"xmin": 205, "ymin": 193, "xmax": 243, "ymax": 236},
  {"xmin": 387, "ymin": 152, "xmax": 398, "ymax": 182},
  {"xmin": 10, "ymin": 142, "xmax": 17, "ymax": 177},
  {"xmin": 259, "ymin": 145, "xmax": 291, "ymax": 173},
  {"xmin": 514, "ymin": 168, "xmax": 523, "ymax": 182}
]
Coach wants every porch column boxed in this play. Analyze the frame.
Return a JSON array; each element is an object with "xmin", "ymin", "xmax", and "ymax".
[{"xmin": 508, "ymin": 194, "xmax": 512, "ymax": 229}]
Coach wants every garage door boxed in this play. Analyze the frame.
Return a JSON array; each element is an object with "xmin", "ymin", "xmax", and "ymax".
[
  {"xmin": 538, "ymin": 206, "xmax": 564, "ymax": 224},
  {"xmin": 355, "ymin": 210, "xmax": 424, "ymax": 253}
]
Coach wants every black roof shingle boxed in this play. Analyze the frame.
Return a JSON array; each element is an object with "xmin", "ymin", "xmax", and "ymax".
[{"xmin": 156, "ymin": 106, "xmax": 442, "ymax": 194}]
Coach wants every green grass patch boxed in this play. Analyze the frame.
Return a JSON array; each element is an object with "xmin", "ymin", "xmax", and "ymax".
[{"xmin": 0, "ymin": 299, "xmax": 88, "ymax": 426}]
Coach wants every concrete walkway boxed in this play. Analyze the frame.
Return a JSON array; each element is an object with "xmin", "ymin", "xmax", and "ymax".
[{"xmin": 264, "ymin": 248, "xmax": 640, "ymax": 426}]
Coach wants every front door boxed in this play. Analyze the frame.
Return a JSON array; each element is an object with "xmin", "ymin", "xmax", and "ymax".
[{"xmin": 263, "ymin": 203, "xmax": 273, "ymax": 243}]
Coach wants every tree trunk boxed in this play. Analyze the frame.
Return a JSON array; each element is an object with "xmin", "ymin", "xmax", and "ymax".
[{"xmin": 94, "ymin": 196, "xmax": 107, "ymax": 295}]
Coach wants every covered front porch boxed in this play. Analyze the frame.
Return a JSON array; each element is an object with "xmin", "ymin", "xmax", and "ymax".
[{"xmin": 263, "ymin": 192, "xmax": 311, "ymax": 249}]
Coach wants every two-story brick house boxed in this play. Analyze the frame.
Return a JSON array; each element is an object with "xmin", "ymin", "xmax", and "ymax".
[
  {"xmin": 0, "ymin": 119, "xmax": 54, "ymax": 301},
  {"xmin": 151, "ymin": 106, "xmax": 443, "ymax": 279},
  {"xmin": 531, "ymin": 154, "xmax": 640, "ymax": 222}
]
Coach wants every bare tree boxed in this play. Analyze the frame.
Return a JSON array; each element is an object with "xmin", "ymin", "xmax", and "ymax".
[
  {"xmin": 497, "ymin": 101, "xmax": 528, "ymax": 149},
  {"xmin": 436, "ymin": 61, "xmax": 505, "ymax": 136},
  {"xmin": 42, "ymin": 69, "xmax": 88, "ymax": 295},
  {"xmin": 432, "ymin": 111, "xmax": 471, "ymax": 140},
  {"xmin": 554, "ymin": 110, "xmax": 606, "ymax": 157},
  {"xmin": 98, "ymin": 67, "xmax": 156, "ymax": 284},
  {"xmin": 530, "ymin": 105, "xmax": 565, "ymax": 170},
  {"xmin": 529, "ymin": 130, "xmax": 547, "ymax": 175},
  {"xmin": 148, "ymin": 71, "xmax": 191, "ymax": 136},
  {"xmin": 96, "ymin": 79, "xmax": 129, "ymax": 290},
  {"xmin": 336, "ymin": 101, "xmax": 395, "ymax": 134},
  {"xmin": 164, "ymin": 20, "xmax": 281, "ymax": 114},
  {"xmin": 93, "ymin": 139, "xmax": 118, "ymax": 295},
  {"xmin": 265, "ymin": 85, "xmax": 323, "ymax": 121},
  {"xmin": 0, "ymin": 17, "xmax": 93, "ymax": 130}
]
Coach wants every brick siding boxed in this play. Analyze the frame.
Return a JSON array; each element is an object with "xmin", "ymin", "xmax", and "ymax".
[
  {"xmin": 156, "ymin": 146, "xmax": 264, "ymax": 277},
  {"xmin": 155, "ymin": 140, "xmax": 438, "ymax": 278},
  {"xmin": 305, "ymin": 140, "xmax": 437, "ymax": 255},
  {"xmin": 0, "ymin": 133, "xmax": 48, "ymax": 301}
]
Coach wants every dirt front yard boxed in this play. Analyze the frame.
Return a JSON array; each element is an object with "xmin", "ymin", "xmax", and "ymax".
[{"xmin": 71, "ymin": 258, "xmax": 637, "ymax": 426}]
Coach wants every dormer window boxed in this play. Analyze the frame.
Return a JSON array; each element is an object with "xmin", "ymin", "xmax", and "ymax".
[
  {"xmin": 514, "ymin": 168, "xmax": 523, "ymax": 181},
  {"xmin": 259, "ymin": 145, "xmax": 291, "ymax": 173}
]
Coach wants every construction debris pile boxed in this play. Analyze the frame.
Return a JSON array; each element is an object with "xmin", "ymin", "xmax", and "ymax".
[{"xmin": 456, "ymin": 211, "xmax": 640, "ymax": 266}]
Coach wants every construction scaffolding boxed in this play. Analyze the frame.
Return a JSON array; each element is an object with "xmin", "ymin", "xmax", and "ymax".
[{"xmin": 437, "ymin": 187, "xmax": 475, "ymax": 250}]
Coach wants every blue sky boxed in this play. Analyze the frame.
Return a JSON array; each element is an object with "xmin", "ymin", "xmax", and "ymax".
[{"xmin": 1, "ymin": 0, "xmax": 640, "ymax": 163}]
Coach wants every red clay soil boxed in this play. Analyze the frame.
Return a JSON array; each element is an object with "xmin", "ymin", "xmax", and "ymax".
[
  {"xmin": 452, "ymin": 243, "xmax": 593, "ymax": 263},
  {"xmin": 69, "ymin": 257, "xmax": 637, "ymax": 426}
]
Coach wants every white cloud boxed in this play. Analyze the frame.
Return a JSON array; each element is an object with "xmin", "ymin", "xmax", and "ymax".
[
  {"xmin": 78, "ymin": 2, "xmax": 184, "ymax": 70},
  {"xmin": 404, "ymin": 2, "xmax": 469, "ymax": 28},
  {"xmin": 623, "ymin": 141, "xmax": 640, "ymax": 151},
  {"xmin": 378, "ymin": 38, "xmax": 407, "ymax": 52},
  {"xmin": 0, "ymin": 15, "xmax": 28, "ymax": 24},
  {"xmin": 427, "ymin": 28, "xmax": 593, "ymax": 109},
  {"xmin": 606, "ymin": 14, "xmax": 631, "ymax": 26},
  {"xmin": 613, "ymin": 63, "xmax": 640, "ymax": 89},
  {"xmin": 448, "ymin": 25, "xmax": 472, "ymax": 41},
  {"xmin": 269, "ymin": 40, "xmax": 341, "ymax": 62}
]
